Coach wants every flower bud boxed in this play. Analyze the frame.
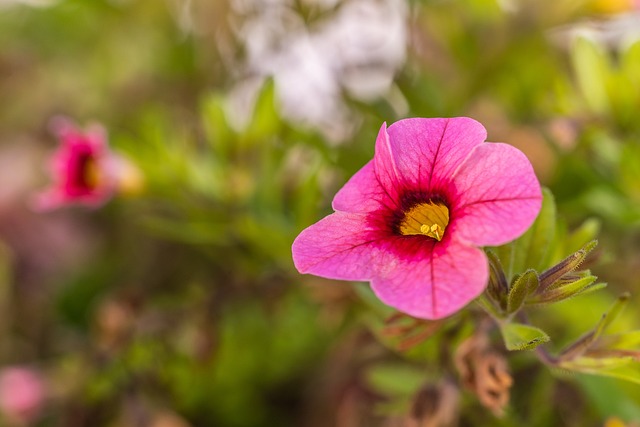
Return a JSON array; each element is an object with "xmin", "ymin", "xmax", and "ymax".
[{"xmin": 537, "ymin": 240, "xmax": 597, "ymax": 291}]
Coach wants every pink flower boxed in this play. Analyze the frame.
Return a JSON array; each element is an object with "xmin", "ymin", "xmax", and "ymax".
[
  {"xmin": 0, "ymin": 367, "xmax": 45, "ymax": 425},
  {"xmin": 292, "ymin": 118, "xmax": 542, "ymax": 319},
  {"xmin": 34, "ymin": 118, "xmax": 118, "ymax": 210}
]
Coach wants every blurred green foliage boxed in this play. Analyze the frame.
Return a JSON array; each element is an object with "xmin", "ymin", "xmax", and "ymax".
[{"xmin": 1, "ymin": 0, "xmax": 640, "ymax": 426}]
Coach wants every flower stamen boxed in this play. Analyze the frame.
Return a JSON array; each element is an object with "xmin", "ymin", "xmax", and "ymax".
[{"xmin": 399, "ymin": 201, "xmax": 449, "ymax": 241}]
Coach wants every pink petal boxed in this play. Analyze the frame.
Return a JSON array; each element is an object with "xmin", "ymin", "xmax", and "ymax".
[
  {"xmin": 450, "ymin": 143, "xmax": 542, "ymax": 247},
  {"xmin": 50, "ymin": 118, "xmax": 106, "ymax": 158},
  {"xmin": 373, "ymin": 122, "xmax": 403, "ymax": 203},
  {"xmin": 383, "ymin": 117, "xmax": 487, "ymax": 193},
  {"xmin": 370, "ymin": 238, "xmax": 489, "ymax": 319},
  {"xmin": 292, "ymin": 211, "xmax": 388, "ymax": 280},
  {"xmin": 332, "ymin": 161, "xmax": 394, "ymax": 213}
]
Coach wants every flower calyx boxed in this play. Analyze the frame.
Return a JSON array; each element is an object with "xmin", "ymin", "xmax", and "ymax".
[{"xmin": 481, "ymin": 240, "xmax": 603, "ymax": 319}]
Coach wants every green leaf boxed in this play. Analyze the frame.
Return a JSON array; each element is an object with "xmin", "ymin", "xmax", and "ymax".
[
  {"xmin": 366, "ymin": 363, "xmax": 426, "ymax": 397},
  {"xmin": 500, "ymin": 322, "xmax": 550, "ymax": 351},
  {"xmin": 507, "ymin": 269, "xmax": 538, "ymax": 314},
  {"xmin": 562, "ymin": 357, "xmax": 640, "ymax": 385},
  {"xmin": 578, "ymin": 375, "xmax": 640, "ymax": 421},
  {"xmin": 494, "ymin": 187, "xmax": 556, "ymax": 279},
  {"xmin": 519, "ymin": 187, "xmax": 557, "ymax": 272},
  {"xmin": 200, "ymin": 93, "xmax": 235, "ymax": 156},
  {"xmin": 566, "ymin": 356, "xmax": 635, "ymax": 370},
  {"xmin": 243, "ymin": 78, "xmax": 280, "ymax": 143},
  {"xmin": 596, "ymin": 331, "xmax": 640, "ymax": 351},
  {"xmin": 476, "ymin": 294, "xmax": 503, "ymax": 320},
  {"xmin": 571, "ymin": 36, "xmax": 611, "ymax": 115},
  {"xmin": 622, "ymin": 40, "xmax": 640, "ymax": 89},
  {"xmin": 619, "ymin": 143, "xmax": 640, "ymax": 200},
  {"xmin": 565, "ymin": 218, "xmax": 601, "ymax": 255}
]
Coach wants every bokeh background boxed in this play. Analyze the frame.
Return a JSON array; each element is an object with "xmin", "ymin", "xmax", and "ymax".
[{"xmin": 1, "ymin": 0, "xmax": 640, "ymax": 426}]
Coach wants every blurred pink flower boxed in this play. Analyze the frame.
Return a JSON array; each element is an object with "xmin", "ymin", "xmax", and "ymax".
[
  {"xmin": 0, "ymin": 367, "xmax": 45, "ymax": 425},
  {"xmin": 34, "ymin": 118, "xmax": 118, "ymax": 210},
  {"xmin": 292, "ymin": 118, "xmax": 542, "ymax": 319}
]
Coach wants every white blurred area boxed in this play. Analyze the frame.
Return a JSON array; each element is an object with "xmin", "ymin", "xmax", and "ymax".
[
  {"xmin": 550, "ymin": 10, "xmax": 640, "ymax": 50},
  {"xmin": 228, "ymin": 0, "xmax": 408, "ymax": 140}
]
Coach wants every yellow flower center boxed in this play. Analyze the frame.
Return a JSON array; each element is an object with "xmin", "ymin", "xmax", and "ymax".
[
  {"xmin": 83, "ymin": 158, "xmax": 101, "ymax": 188},
  {"xmin": 399, "ymin": 201, "xmax": 449, "ymax": 241},
  {"xmin": 71, "ymin": 153, "xmax": 101, "ymax": 189}
]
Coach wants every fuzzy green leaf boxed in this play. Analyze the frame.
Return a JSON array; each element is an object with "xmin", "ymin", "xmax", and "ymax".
[
  {"xmin": 507, "ymin": 269, "xmax": 538, "ymax": 314},
  {"xmin": 500, "ymin": 322, "xmax": 550, "ymax": 351}
]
